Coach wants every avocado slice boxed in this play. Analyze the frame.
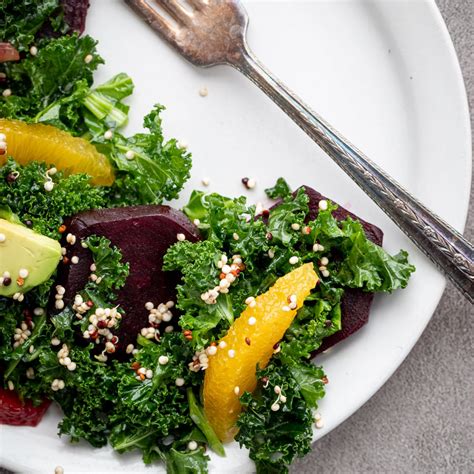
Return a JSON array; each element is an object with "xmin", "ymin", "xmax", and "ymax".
[{"xmin": 0, "ymin": 219, "xmax": 61, "ymax": 297}]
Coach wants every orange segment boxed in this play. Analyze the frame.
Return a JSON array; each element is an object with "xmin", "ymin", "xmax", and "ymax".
[
  {"xmin": 203, "ymin": 262, "xmax": 318, "ymax": 442},
  {"xmin": 0, "ymin": 119, "xmax": 114, "ymax": 186}
]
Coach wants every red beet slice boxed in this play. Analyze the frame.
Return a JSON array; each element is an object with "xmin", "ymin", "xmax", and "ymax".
[
  {"xmin": 0, "ymin": 389, "xmax": 50, "ymax": 426},
  {"xmin": 61, "ymin": 0, "xmax": 91, "ymax": 34},
  {"xmin": 55, "ymin": 205, "xmax": 200, "ymax": 355},
  {"xmin": 270, "ymin": 186, "xmax": 383, "ymax": 355}
]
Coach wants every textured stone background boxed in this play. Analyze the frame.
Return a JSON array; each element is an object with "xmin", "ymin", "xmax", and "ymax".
[
  {"xmin": 1, "ymin": 1, "xmax": 472, "ymax": 473},
  {"xmin": 295, "ymin": 1, "xmax": 474, "ymax": 472}
]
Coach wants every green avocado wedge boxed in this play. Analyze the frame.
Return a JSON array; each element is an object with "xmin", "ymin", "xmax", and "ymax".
[{"xmin": 0, "ymin": 219, "xmax": 61, "ymax": 297}]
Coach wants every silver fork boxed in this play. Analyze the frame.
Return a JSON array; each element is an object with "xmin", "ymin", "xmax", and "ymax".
[{"xmin": 125, "ymin": 0, "xmax": 474, "ymax": 302}]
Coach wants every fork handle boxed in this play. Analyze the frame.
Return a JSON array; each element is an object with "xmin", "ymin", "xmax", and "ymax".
[{"xmin": 233, "ymin": 48, "xmax": 474, "ymax": 303}]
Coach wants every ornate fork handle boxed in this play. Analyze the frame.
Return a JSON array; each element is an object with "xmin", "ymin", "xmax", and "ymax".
[{"xmin": 233, "ymin": 48, "xmax": 474, "ymax": 302}]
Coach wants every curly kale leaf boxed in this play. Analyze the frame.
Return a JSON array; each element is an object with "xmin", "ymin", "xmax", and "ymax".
[
  {"xmin": 82, "ymin": 235, "xmax": 130, "ymax": 303},
  {"xmin": 0, "ymin": 0, "xmax": 66, "ymax": 52},
  {"xmin": 100, "ymin": 105, "xmax": 192, "ymax": 205},
  {"xmin": 266, "ymin": 188, "xmax": 309, "ymax": 246},
  {"xmin": 334, "ymin": 219, "xmax": 416, "ymax": 292},
  {"xmin": 163, "ymin": 447, "xmax": 209, "ymax": 474},
  {"xmin": 0, "ymin": 158, "xmax": 106, "ymax": 239},
  {"xmin": 163, "ymin": 240, "xmax": 237, "ymax": 348},
  {"xmin": 236, "ymin": 359, "xmax": 325, "ymax": 473},
  {"xmin": 108, "ymin": 334, "xmax": 203, "ymax": 461},
  {"xmin": 183, "ymin": 191, "xmax": 269, "ymax": 271},
  {"xmin": 1, "ymin": 34, "xmax": 103, "ymax": 119},
  {"xmin": 281, "ymin": 283, "xmax": 343, "ymax": 361},
  {"xmin": 264, "ymin": 177, "xmax": 292, "ymax": 200}
]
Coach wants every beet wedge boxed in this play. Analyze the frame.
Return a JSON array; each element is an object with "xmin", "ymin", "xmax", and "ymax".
[{"xmin": 55, "ymin": 205, "xmax": 199, "ymax": 355}]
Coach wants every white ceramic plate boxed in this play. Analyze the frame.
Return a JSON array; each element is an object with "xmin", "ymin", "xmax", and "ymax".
[{"xmin": 1, "ymin": 0, "xmax": 471, "ymax": 472}]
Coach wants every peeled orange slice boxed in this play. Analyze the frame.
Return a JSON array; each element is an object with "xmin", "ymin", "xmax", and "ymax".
[
  {"xmin": 0, "ymin": 119, "xmax": 114, "ymax": 186},
  {"xmin": 203, "ymin": 262, "xmax": 318, "ymax": 442}
]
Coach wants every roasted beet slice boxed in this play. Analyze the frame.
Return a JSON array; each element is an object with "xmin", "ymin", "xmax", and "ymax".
[
  {"xmin": 61, "ymin": 0, "xmax": 91, "ymax": 34},
  {"xmin": 270, "ymin": 186, "xmax": 383, "ymax": 356},
  {"xmin": 0, "ymin": 389, "xmax": 50, "ymax": 426},
  {"xmin": 55, "ymin": 205, "xmax": 200, "ymax": 355}
]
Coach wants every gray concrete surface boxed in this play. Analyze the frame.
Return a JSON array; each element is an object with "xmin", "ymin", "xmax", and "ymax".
[
  {"xmin": 295, "ymin": 0, "xmax": 474, "ymax": 472},
  {"xmin": 1, "ymin": 1, "xmax": 472, "ymax": 473}
]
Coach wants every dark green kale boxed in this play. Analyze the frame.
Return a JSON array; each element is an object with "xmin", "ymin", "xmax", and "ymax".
[
  {"xmin": 0, "ymin": 158, "xmax": 106, "ymax": 239},
  {"xmin": 82, "ymin": 235, "xmax": 130, "ymax": 304},
  {"xmin": 236, "ymin": 358, "xmax": 326, "ymax": 473},
  {"xmin": 162, "ymin": 447, "xmax": 209, "ymax": 474},
  {"xmin": 0, "ymin": 0, "xmax": 66, "ymax": 52},
  {"xmin": 108, "ymin": 333, "xmax": 205, "ymax": 465},
  {"xmin": 163, "ymin": 239, "xmax": 237, "ymax": 348},
  {"xmin": 264, "ymin": 177, "xmax": 292, "ymax": 200},
  {"xmin": 1, "ymin": 34, "xmax": 103, "ymax": 119}
]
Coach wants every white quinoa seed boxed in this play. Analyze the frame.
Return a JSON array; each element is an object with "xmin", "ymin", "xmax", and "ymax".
[
  {"xmin": 322, "ymin": 269, "xmax": 330, "ymax": 278},
  {"xmin": 198, "ymin": 87, "xmax": 208, "ymax": 97},
  {"xmin": 188, "ymin": 440, "xmax": 198, "ymax": 451},
  {"xmin": 84, "ymin": 53, "xmax": 93, "ymax": 63},
  {"xmin": 177, "ymin": 233, "xmax": 186, "ymax": 241},
  {"xmin": 291, "ymin": 223, "xmax": 300, "ymax": 231},
  {"xmin": 316, "ymin": 418, "xmax": 325, "ymax": 429},
  {"xmin": 55, "ymin": 300, "xmax": 65, "ymax": 310},
  {"xmin": 227, "ymin": 349, "xmax": 236, "ymax": 358},
  {"xmin": 2, "ymin": 89, "xmax": 12, "ymax": 98},
  {"xmin": 0, "ymin": 233, "xmax": 6, "ymax": 243},
  {"xmin": 71, "ymin": 256, "xmax": 79, "ymax": 264},
  {"xmin": 125, "ymin": 150, "xmax": 135, "ymax": 160},
  {"xmin": 18, "ymin": 268, "xmax": 29, "ymax": 278},
  {"xmin": 206, "ymin": 345, "xmax": 217, "ymax": 356},
  {"xmin": 146, "ymin": 369, "xmax": 154, "ymax": 379},
  {"xmin": 104, "ymin": 129, "xmax": 113, "ymax": 140},
  {"xmin": 318, "ymin": 200, "xmax": 328, "ymax": 211},
  {"xmin": 234, "ymin": 386, "xmax": 240, "ymax": 395},
  {"xmin": 145, "ymin": 301, "xmax": 154, "ymax": 311},
  {"xmin": 320, "ymin": 257, "xmax": 329, "ymax": 266},
  {"xmin": 289, "ymin": 256, "xmax": 299, "ymax": 265},
  {"xmin": 44, "ymin": 180, "xmax": 54, "ymax": 192},
  {"xmin": 29, "ymin": 45, "xmax": 38, "ymax": 56},
  {"xmin": 126, "ymin": 344, "xmax": 135, "ymax": 354},
  {"xmin": 314, "ymin": 412, "xmax": 322, "ymax": 421},
  {"xmin": 54, "ymin": 466, "xmax": 64, "ymax": 474},
  {"xmin": 175, "ymin": 377, "xmax": 185, "ymax": 387},
  {"xmin": 7, "ymin": 380, "xmax": 14, "ymax": 391},
  {"xmin": 158, "ymin": 355, "xmax": 169, "ymax": 365},
  {"xmin": 246, "ymin": 178, "xmax": 256, "ymax": 189},
  {"xmin": 201, "ymin": 177, "xmax": 210, "ymax": 186},
  {"xmin": 248, "ymin": 317, "xmax": 257, "ymax": 326},
  {"xmin": 271, "ymin": 403, "xmax": 280, "ymax": 412},
  {"xmin": 232, "ymin": 233, "xmax": 239, "ymax": 241},
  {"xmin": 218, "ymin": 341, "xmax": 227, "ymax": 349}
]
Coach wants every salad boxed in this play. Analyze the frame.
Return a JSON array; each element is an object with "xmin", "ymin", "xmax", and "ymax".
[{"xmin": 0, "ymin": 2, "xmax": 416, "ymax": 473}]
